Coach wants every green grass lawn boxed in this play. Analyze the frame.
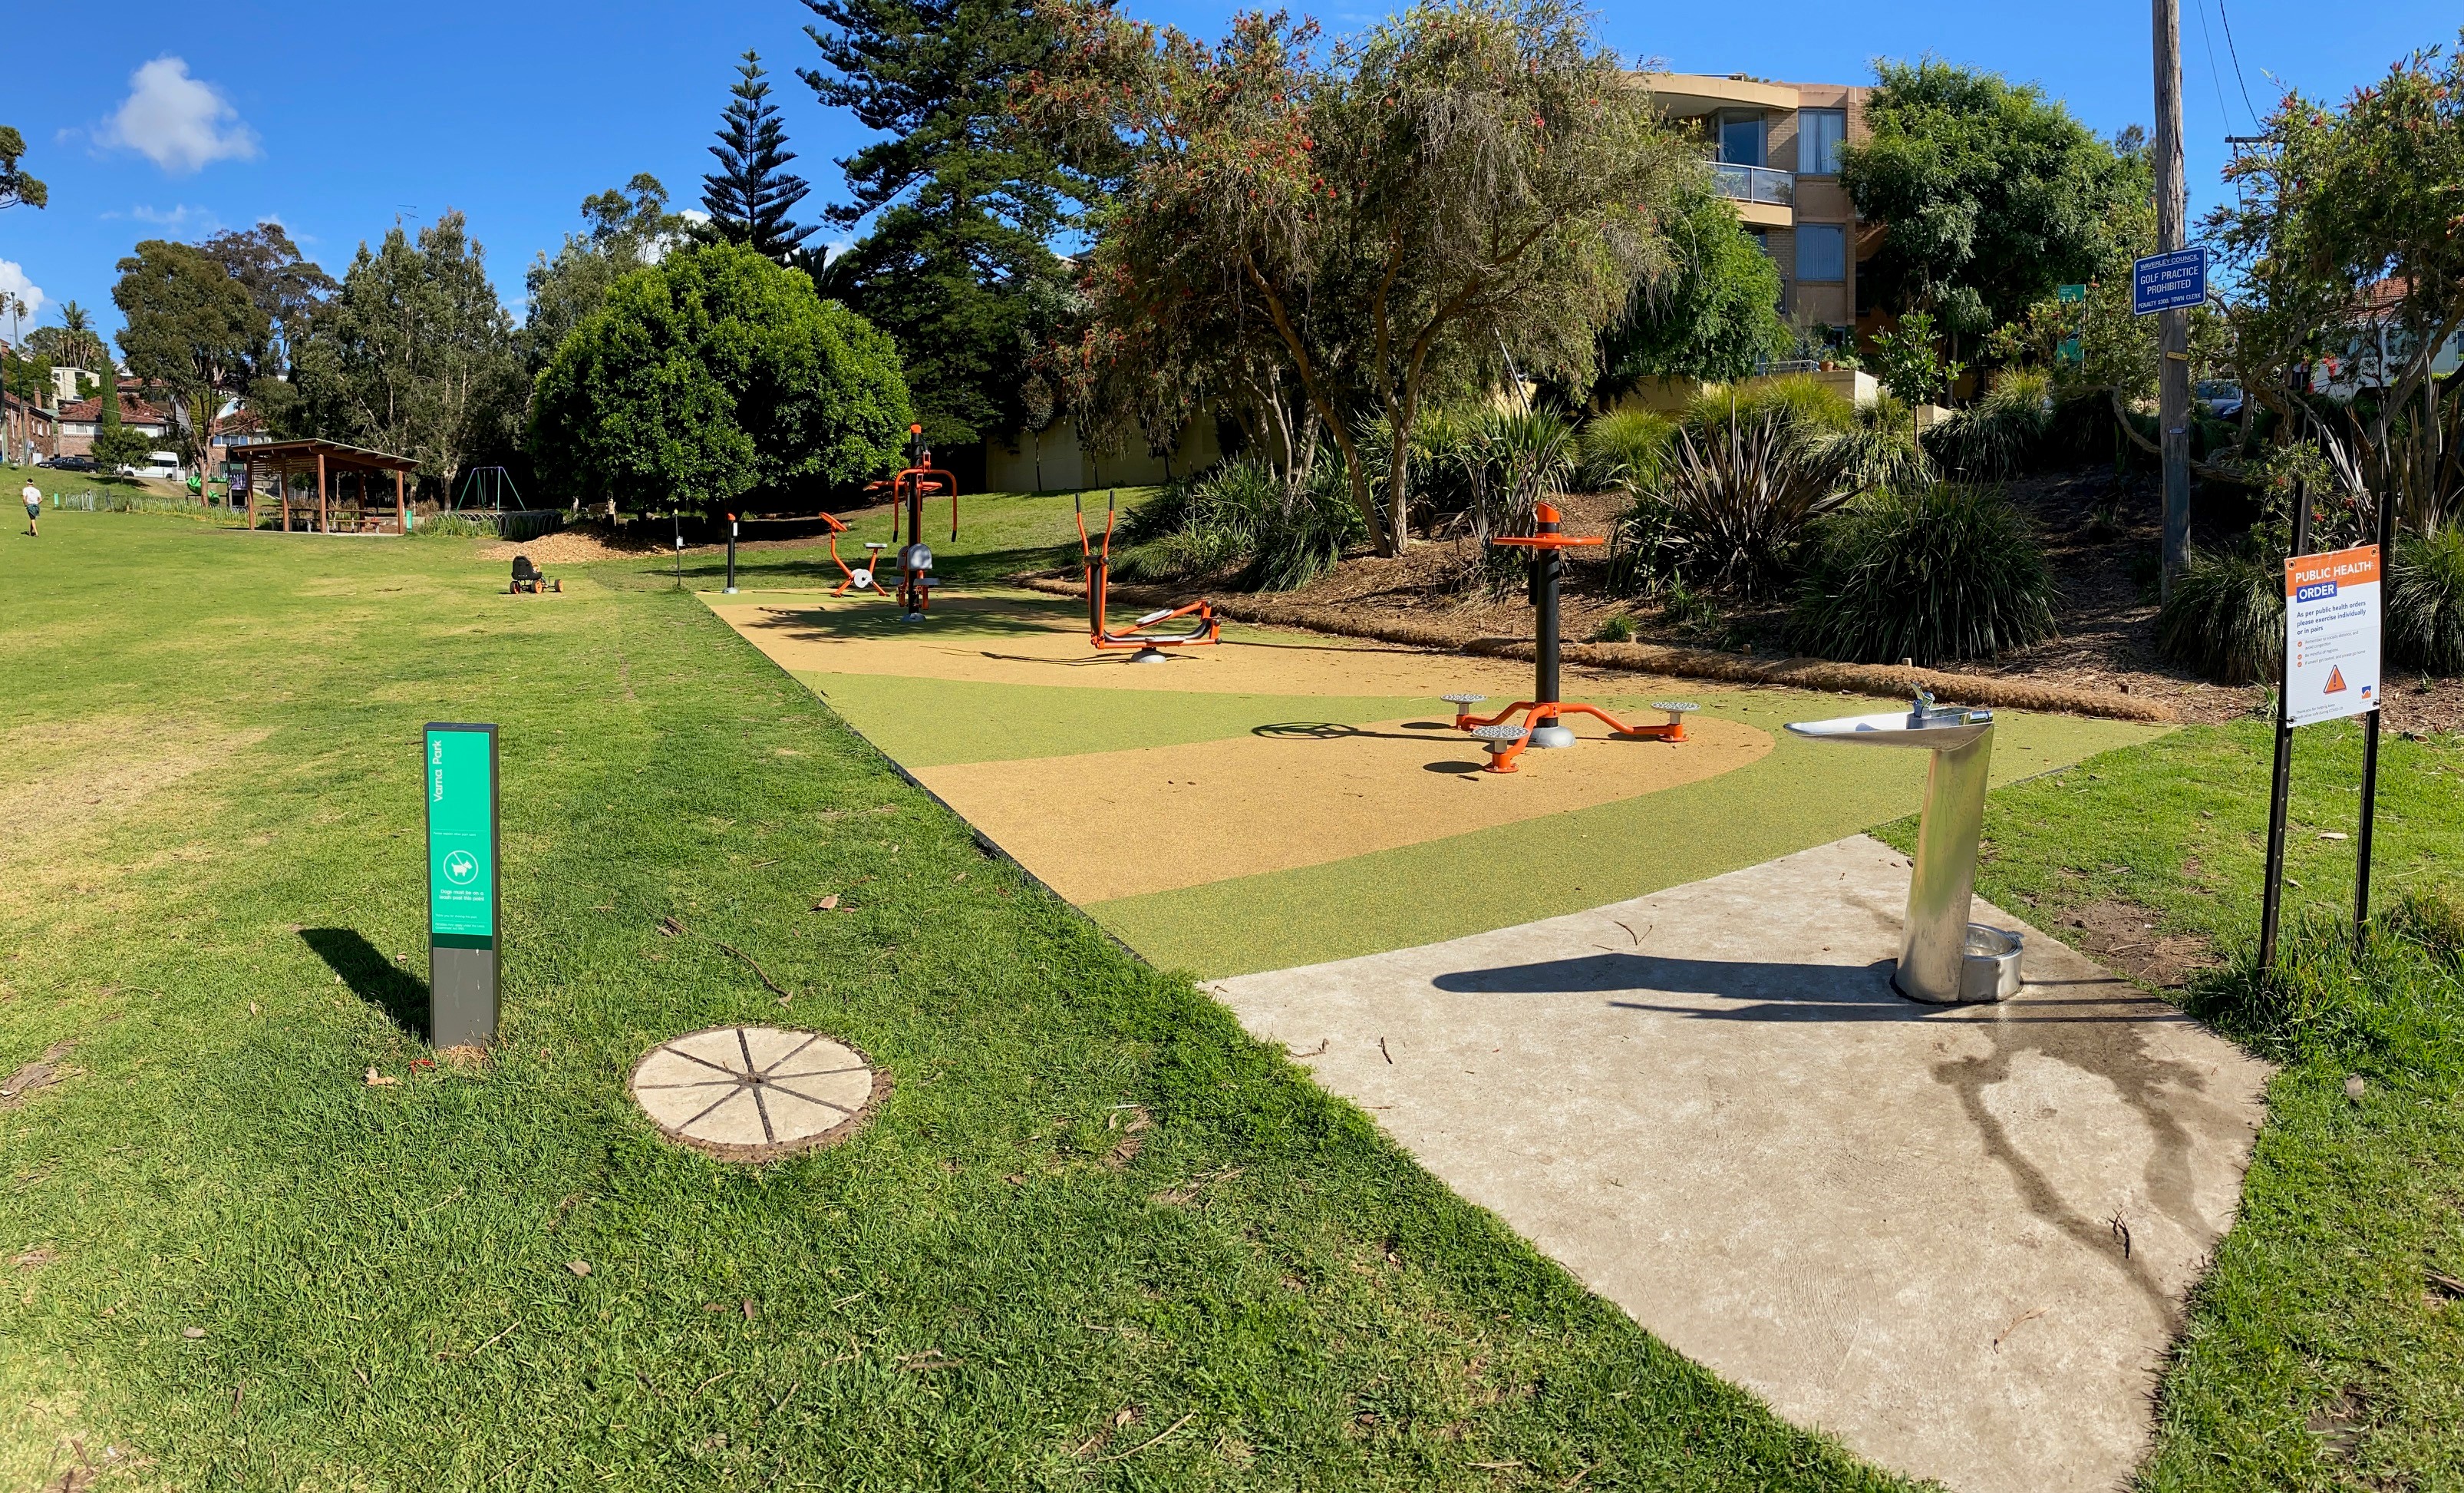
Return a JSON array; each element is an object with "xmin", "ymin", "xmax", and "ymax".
[
  {"xmin": 0, "ymin": 511, "xmax": 1905, "ymax": 1490},
  {"xmin": 605, "ymin": 488, "xmax": 1156, "ymax": 596},
  {"xmin": 1877, "ymin": 722, "xmax": 2464, "ymax": 1491}
]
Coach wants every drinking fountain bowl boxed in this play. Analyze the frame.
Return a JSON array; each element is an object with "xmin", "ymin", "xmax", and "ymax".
[
  {"xmin": 1783, "ymin": 706, "xmax": 1995, "ymax": 753},
  {"xmin": 1786, "ymin": 695, "xmax": 2020, "ymax": 1004}
]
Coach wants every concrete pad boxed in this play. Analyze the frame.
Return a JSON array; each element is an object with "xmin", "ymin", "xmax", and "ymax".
[
  {"xmin": 628, "ymin": 1027, "xmax": 888, "ymax": 1163},
  {"xmin": 1207, "ymin": 836, "xmax": 2271, "ymax": 1493},
  {"xmin": 918, "ymin": 712, "xmax": 1770, "ymax": 902}
]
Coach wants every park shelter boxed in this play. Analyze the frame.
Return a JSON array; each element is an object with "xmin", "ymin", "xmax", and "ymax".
[{"xmin": 239, "ymin": 439, "xmax": 421, "ymax": 534}]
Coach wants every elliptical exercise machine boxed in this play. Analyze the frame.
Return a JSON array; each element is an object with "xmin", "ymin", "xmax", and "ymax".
[
  {"xmin": 1075, "ymin": 490, "xmax": 1219, "ymax": 662},
  {"xmin": 834, "ymin": 425, "xmax": 958, "ymax": 619}
]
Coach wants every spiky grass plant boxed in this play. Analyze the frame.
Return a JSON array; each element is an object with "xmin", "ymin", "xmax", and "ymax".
[{"xmin": 1789, "ymin": 484, "xmax": 2057, "ymax": 664}]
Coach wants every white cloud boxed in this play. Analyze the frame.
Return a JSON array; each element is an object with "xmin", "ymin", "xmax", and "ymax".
[
  {"xmin": 101, "ymin": 58, "xmax": 259, "ymax": 175},
  {"xmin": 127, "ymin": 203, "xmax": 216, "ymax": 229},
  {"xmin": 677, "ymin": 209, "xmax": 711, "ymax": 226},
  {"xmin": 0, "ymin": 260, "xmax": 45, "ymax": 325}
]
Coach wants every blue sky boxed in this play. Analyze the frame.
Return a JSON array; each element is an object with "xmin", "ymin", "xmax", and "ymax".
[{"xmin": 1, "ymin": 0, "xmax": 2453, "ymax": 355}]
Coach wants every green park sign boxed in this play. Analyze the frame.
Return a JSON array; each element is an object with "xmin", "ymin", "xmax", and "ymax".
[{"xmin": 425, "ymin": 723, "xmax": 500, "ymax": 1047}]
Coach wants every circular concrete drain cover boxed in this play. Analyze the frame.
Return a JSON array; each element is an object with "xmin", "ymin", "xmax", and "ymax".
[{"xmin": 628, "ymin": 1026, "xmax": 885, "ymax": 1162}]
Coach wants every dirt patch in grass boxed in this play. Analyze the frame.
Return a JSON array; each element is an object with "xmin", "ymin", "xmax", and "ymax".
[
  {"xmin": 0, "ymin": 718, "xmax": 268, "ymax": 869},
  {"xmin": 0, "ymin": 1042, "xmax": 76, "ymax": 1110},
  {"xmin": 2046, "ymin": 897, "xmax": 2222, "ymax": 991}
]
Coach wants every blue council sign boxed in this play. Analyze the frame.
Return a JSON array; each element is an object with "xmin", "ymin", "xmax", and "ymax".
[{"xmin": 2132, "ymin": 247, "xmax": 2207, "ymax": 315}]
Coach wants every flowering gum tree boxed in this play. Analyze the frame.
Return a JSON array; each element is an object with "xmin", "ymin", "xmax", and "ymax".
[{"xmin": 1019, "ymin": 0, "xmax": 1692, "ymax": 554}]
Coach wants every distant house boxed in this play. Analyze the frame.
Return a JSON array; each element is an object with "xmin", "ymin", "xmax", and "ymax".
[
  {"xmin": 55, "ymin": 382, "xmax": 176, "ymax": 459},
  {"xmin": 212, "ymin": 408, "xmax": 272, "ymax": 480},
  {"xmin": 49, "ymin": 366, "xmax": 97, "ymax": 405},
  {"xmin": 3, "ymin": 390, "xmax": 57, "ymax": 465}
]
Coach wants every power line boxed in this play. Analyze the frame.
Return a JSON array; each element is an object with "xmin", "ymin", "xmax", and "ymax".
[
  {"xmin": 2215, "ymin": 0, "xmax": 2262, "ymax": 127},
  {"xmin": 2192, "ymin": 0, "xmax": 2234, "ymax": 135}
]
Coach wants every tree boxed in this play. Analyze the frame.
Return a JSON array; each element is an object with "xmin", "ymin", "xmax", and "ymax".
[
  {"xmin": 112, "ymin": 239, "xmax": 267, "ymax": 476},
  {"xmin": 1841, "ymin": 61, "xmax": 2145, "ymax": 353},
  {"xmin": 521, "ymin": 174, "xmax": 687, "ymax": 375},
  {"xmin": 1868, "ymin": 309, "xmax": 1964, "ymax": 441},
  {"xmin": 292, "ymin": 212, "xmax": 525, "ymax": 496},
  {"xmin": 1023, "ymin": 0, "xmax": 1691, "ymax": 554},
  {"xmin": 41, "ymin": 302, "xmax": 109, "ymax": 380},
  {"xmin": 199, "ymin": 222, "xmax": 335, "ymax": 434},
  {"xmin": 1592, "ymin": 184, "xmax": 1788, "ymax": 398},
  {"xmin": 2206, "ymin": 38, "xmax": 2464, "ymax": 525},
  {"xmin": 528, "ymin": 241, "xmax": 912, "ymax": 513},
  {"xmin": 800, "ymin": 0, "xmax": 1079, "ymax": 446},
  {"xmin": 0, "ymin": 125, "xmax": 44, "ymax": 210},
  {"xmin": 701, "ymin": 53, "xmax": 816, "ymax": 261}
]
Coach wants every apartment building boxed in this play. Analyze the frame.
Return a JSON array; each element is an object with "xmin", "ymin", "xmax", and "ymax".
[{"xmin": 1644, "ymin": 73, "xmax": 1873, "ymax": 339}]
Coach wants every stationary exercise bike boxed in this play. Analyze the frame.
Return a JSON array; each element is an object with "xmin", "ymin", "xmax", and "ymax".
[
  {"xmin": 1075, "ymin": 490, "xmax": 1219, "ymax": 662},
  {"xmin": 1444, "ymin": 501, "xmax": 1694, "ymax": 773},
  {"xmin": 833, "ymin": 426, "xmax": 958, "ymax": 619}
]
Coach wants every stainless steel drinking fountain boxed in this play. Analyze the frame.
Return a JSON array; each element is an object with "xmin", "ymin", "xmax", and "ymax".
[{"xmin": 1786, "ymin": 692, "xmax": 2025, "ymax": 1004}]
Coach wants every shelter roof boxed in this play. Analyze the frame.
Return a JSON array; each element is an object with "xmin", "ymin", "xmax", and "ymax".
[{"xmin": 238, "ymin": 438, "xmax": 420, "ymax": 472}]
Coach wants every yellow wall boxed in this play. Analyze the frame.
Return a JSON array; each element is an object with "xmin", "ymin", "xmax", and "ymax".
[{"xmin": 986, "ymin": 418, "xmax": 1226, "ymax": 494}]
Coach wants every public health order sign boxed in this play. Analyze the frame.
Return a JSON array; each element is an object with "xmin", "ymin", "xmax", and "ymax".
[{"xmin": 2285, "ymin": 545, "xmax": 2382, "ymax": 728}]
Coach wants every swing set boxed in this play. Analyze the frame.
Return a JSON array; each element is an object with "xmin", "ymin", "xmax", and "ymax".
[{"xmin": 1075, "ymin": 490, "xmax": 1219, "ymax": 662}]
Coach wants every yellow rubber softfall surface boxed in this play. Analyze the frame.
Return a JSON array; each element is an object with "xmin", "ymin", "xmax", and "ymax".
[
  {"xmin": 917, "ymin": 712, "xmax": 1772, "ymax": 903},
  {"xmin": 710, "ymin": 595, "xmax": 1578, "ymax": 699}
]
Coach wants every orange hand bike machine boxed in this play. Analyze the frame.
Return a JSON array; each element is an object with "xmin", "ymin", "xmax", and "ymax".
[
  {"xmin": 1446, "ymin": 501, "xmax": 1695, "ymax": 772},
  {"xmin": 1077, "ymin": 490, "xmax": 1219, "ymax": 662},
  {"xmin": 832, "ymin": 425, "xmax": 958, "ymax": 619}
]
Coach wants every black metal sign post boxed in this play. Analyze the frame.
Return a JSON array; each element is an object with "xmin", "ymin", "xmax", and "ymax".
[
  {"xmin": 2353, "ymin": 484, "xmax": 2396, "ymax": 942},
  {"xmin": 2257, "ymin": 486, "xmax": 2311, "ymax": 971},
  {"xmin": 724, "ymin": 513, "xmax": 740, "ymax": 594}
]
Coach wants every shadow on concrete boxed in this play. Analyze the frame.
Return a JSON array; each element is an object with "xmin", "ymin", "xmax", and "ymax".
[
  {"xmin": 1434, "ymin": 940, "xmax": 2222, "ymax": 1312},
  {"xmin": 300, "ymin": 927, "xmax": 428, "ymax": 1041}
]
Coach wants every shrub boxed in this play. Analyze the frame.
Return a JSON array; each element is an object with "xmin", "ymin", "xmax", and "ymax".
[
  {"xmin": 2387, "ymin": 524, "xmax": 2464, "ymax": 675},
  {"xmin": 1832, "ymin": 391, "xmax": 1933, "ymax": 495},
  {"xmin": 1680, "ymin": 374, "xmax": 1856, "ymax": 441},
  {"xmin": 1460, "ymin": 407, "xmax": 1577, "ymax": 540},
  {"xmin": 2156, "ymin": 540, "xmax": 2282, "ymax": 685},
  {"xmin": 1591, "ymin": 613, "xmax": 1636, "ymax": 642},
  {"xmin": 1112, "ymin": 454, "xmax": 1364, "ymax": 592},
  {"xmin": 1789, "ymin": 484, "xmax": 2057, "ymax": 664},
  {"xmin": 1578, "ymin": 409, "xmax": 1674, "ymax": 494},
  {"xmin": 411, "ymin": 513, "xmax": 500, "ymax": 539},
  {"xmin": 1930, "ymin": 368, "xmax": 2053, "ymax": 480},
  {"xmin": 1649, "ymin": 411, "xmax": 1850, "ymax": 596}
]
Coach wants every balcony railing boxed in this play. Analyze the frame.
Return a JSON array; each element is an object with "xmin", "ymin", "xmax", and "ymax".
[{"xmin": 1711, "ymin": 161, "xmax": 1794, "ymax": 208}]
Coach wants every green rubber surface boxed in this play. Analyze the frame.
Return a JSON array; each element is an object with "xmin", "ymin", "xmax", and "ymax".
[{"xmin": 1084, "ymin": 699, "xmax": 2165, "ymax": 976}]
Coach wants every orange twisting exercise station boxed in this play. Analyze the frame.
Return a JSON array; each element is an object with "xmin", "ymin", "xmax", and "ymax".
[{"xmin": 1446, "ymin": 501, "xmax": 1694, "ymax": 772}]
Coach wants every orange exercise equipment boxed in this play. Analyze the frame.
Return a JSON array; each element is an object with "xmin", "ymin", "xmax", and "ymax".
[
  {"xmin": 1446, "ymin": 502, "xmax": 1694, "ymax": 773},
  {"xmin": 1076, "ymin": 490, "xmax": 1219, "ymax": 662},
  {"xmin": 835, "ymin": 426, "xmax": 959, "ymax": 618}
]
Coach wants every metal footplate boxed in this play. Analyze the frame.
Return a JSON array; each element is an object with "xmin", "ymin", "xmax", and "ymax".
[{"xmin": 1651, "ymin": 701, "xmax": 1700, "ymax": 727}]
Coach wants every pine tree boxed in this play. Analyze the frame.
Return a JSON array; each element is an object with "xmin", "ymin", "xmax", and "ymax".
[
  {"xmin": 799, "ymin": 0, "xmax": 1080, "ymax": 446},
  {"xmin": 91, "ymin": 373, "xmax": 153, "ymax": 470},
  {"xmin": 701, "ymin": 53, "xmax": 816, "ymax": 262}
]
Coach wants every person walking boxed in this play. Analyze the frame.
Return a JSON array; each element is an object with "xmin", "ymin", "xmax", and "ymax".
[{"xmin": 20, "ymin": 477, "xmax": 39, "ymax": 537}]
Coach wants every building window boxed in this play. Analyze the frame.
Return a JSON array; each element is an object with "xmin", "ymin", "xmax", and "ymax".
[
  {"xmin": 1718, "ymin": 112, "xmax": 1766, "ymax": 168},
  {"xmin": 1798, "ymin": 109, "xmax": 1846, "ymax": 175},
  {"xmin": 1796, "ymin": 223, "xmax": 1846, "ymax": 283},
  {"xmin": 1746, "ymin": 229, "xmax": 1770, "ymax": 257}
]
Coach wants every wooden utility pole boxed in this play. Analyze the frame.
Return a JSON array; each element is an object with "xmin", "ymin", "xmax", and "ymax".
[{"xmin": 2154, "ymin": 0, "xmax": 2192, "ymax": 596}]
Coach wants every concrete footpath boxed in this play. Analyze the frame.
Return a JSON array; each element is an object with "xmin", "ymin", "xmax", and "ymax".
[{"xmin": 1209, "ymin": 835, "xmax": 2272, "ymax": 1493}]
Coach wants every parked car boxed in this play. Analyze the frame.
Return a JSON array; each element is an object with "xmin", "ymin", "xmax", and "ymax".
[
  {"xmin": 41, "ymin": 454, "xmax": 98, "ymax": 472},
  {"xmin": 2195, "ymin": 380, "xmax": 2244, "ymax": 420}
]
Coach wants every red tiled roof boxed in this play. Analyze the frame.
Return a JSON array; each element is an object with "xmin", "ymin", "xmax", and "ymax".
[
  {"xmin": 213, "ymin": 408, "xmax": 267, "ymax": 437},
  {"xmin": 58, "ymin": 395, "xmax": 173, "ymax": 424}
]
